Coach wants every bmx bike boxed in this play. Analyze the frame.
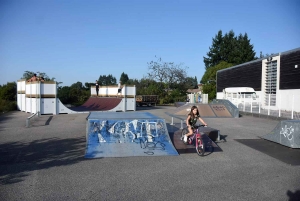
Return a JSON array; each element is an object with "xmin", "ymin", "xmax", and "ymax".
[{"xmin": 181, "ymin": 124, "xmax": 206, "ymax": 156}]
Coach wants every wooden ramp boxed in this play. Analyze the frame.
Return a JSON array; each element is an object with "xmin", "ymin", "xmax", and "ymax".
[
  {"xmin": 71, "ymin": 97, "xmax": 122, "ymax": 111},
  {"xmin": 173, "ymin": 103, "xmax": 234, "ymax": 118}
]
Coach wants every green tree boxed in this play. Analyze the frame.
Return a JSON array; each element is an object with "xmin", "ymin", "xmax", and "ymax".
[
  {"xmin": 126, "ymin": 78, "xmax": 140, "ymax": 86},
  {"xmin": 119, "ymin": 72, "xmax": 129, "ymax": 84},
  {"xmin": 84, "ymin": 82, "xmax": 94, "ymax": 90},
  {"xmin": 147, "ymin": 56, "xmax": 188, "ymax": 97},
  {"xmin": 259, "ymin": 51, "xmax": 276, "ymax": 58},
  {"xmin": 235, "ymin": 33, "xmax": 256, "ymax": 64},
  {"xmin": 57, "ymin": 86, "xmax": 71, "ymax": 103},
  {"xmin": 194, "ymin": 76, "xmax": 198, "ymax": 88},
  {"xmin": 201, "ymin": 61, "xmax": 233, "ymax": 100},
  {"xmin": 21, "ymin": 71, "xmax": 55, "ymax": 81},
  {"xmin": 0, "ymin": 82, "xmax": 17, "ymax": 112},
  {"xmin": 0, "ymin": 82, "xmax": 16, "ymax": 101},
  {"xmin": 203, "ymin": 30, "xmax": 256, "ymax": 69},
  {"xmin": 203, "ymin": 30, "xmax": 223, "ymax": 69},
  {"xmin": 98, "ymin": 74, "xmax": 117, "ymax": 86}
]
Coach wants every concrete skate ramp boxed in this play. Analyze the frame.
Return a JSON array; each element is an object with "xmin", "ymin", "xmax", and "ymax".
[
  {"xmin": 174, "ymin": 104, "xmax": 216, "ymax": 117},
  {"xmin": 198, "ymin": 104, "xmax": 217, "ymax": 117},
  {"xmin": 67, "ymin": 97, "xmax": 121, "ymax": 112},
  {"xmin": 173, "ymin": 103, "xmax": 235, "ymax": 118},
  {"xmin": 262, "ymin": 120, "xmax": 300, "ymax": 148},
  {"xmin": 85, "ymin": 112, "xmax": 179, "ymax": 158},
  {"xmin": 210, "ymin": 104, "xmax": 232, "ymax": 117}
]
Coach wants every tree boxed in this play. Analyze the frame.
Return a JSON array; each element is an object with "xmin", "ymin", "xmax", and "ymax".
[
  {"xmin": 21, "ymin": 71, "xmax": 55, "ymax": 81},
  {"xmin": 235, "ymin": 33, "xmax": 256, "ymax": 64},
  {"xmin": 119, "ymin": 72, "xmax": 129, "ymax": 84},
  {"xmin": 57, "ymin": 86, "xmax": 71, "ymax": 103},
  {"xmin": 0, "ymin": 82, "xmax": 16, "ymax": 101},
  {"xmin": 98, "ymin": 74, "xmax": 117, "ymax": 86},
  {"xmin": 259, "ymin": 51, "xmax": 276, "ymax": 58},
  {"xmin": 84, "ymin": 82, "xmax": 94, "ymax": 90},
  {"xmin": 137, "ymin": 78, "xmax": 162, "ymax": 95},
  {"xmin": 194, "ymin": 76, "xmax": 198, "ymax": 88},
  {"xmin": 201, "ymin": 61, "xmax": 233, "ymax": 100},
  {"xmin": 203, "ymin": 30, "xmax": 223, "ymax": 69},
  {"xmin": 0, "ymin": 82, "xmax": 17, "ymax": 112},
  {"xmin": 147, "ymin": 56, "xmax": 188, "ymax": 96},
  {"xmin": 203, "ymin": 30, "xmax": 256, "ymax": 69}
]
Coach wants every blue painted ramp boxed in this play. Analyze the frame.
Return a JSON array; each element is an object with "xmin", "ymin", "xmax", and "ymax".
[{"xmin": 85, "ymin": 112, "xmax": 179, "ymax": 158}]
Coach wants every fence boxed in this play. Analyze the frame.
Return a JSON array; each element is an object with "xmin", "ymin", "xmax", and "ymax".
[{"xmin": 226, "ymin": 93, "xmax": 300, "ymax": 120}]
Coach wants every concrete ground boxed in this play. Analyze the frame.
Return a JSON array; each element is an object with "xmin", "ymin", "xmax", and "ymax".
[{"xmin": 0, "ymin": 106, "xmax": 300, "ymax": 201}]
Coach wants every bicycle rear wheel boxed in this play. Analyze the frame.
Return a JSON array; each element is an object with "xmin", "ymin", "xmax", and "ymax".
[{"xmin": 196, "ymin": 139, "xmax": 205, "ymax": 156}]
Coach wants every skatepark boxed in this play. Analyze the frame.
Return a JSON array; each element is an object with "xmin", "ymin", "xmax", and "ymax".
[{"xmin": 1, "ymin": 102, "xmax": 300, "ymax": 200}]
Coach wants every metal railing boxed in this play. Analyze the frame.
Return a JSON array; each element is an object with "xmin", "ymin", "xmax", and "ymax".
[
  {"xmin": 26, "ymin": 112, "xmax": 40, "ymax": 128},
  {"xmin": 228, "ymin": 94, "xmax": 300, "ymax": 120}
]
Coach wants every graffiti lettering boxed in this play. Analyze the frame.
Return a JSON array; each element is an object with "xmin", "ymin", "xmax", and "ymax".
[
  {"xmin": 280, "ymin": 125, "xmax": 294, "ymax": 141},
  {"xmin": 212, "ymin": 105, "xmax": 226, "ymax": 111}
]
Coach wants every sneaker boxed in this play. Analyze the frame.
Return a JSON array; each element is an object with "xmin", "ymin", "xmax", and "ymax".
[{"xmin": 183, "ymin": 135, "xmax": 187, "ymax": 143}]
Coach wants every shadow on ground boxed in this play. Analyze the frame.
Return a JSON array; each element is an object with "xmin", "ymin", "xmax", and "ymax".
[
  {"xmin": 0, "ymin": 136, "xmax": 88, "ymax": 185},
  {"xmin": 235, "ymin": 139, "xmax": 300, "ymax": 166}
]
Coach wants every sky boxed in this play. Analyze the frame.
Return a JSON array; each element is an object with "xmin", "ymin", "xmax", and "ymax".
[{"xmin": 1, "ymin": 0, "xmax": 300, "ymax": 87}]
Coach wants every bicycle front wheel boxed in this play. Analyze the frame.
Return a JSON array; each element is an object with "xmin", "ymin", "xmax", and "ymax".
[
  {"xmin": 181, "ymin": 128, "xmax": 188, "ymax": 140},
  {"xmin": 196, "ymin": 139, "xmax": 205, "ymax": 156}
]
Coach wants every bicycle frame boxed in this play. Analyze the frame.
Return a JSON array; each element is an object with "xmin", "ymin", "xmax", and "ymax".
[{"xmin": 181, "ymin": 125, "xmax": 205, "ymax": 156}]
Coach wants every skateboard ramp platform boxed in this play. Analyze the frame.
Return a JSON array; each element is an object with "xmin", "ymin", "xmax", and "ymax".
[
  {"xmin": 70, "ymin": 97, "xmax": 122, "ymax": 111},
  {"xmin": 58, "ymin": 97, "xmax": 124, "ymax": 114},
  {"xmin": 85, "ymin": 112, "xmax": 179, "ymax": 158},
  {"xmin": 173, "ymin": 103, "xmax": 235, "ymax": 118},
  {"xmin": 262, "ymin": 120, "xmax": 300, "ymax": 148}
]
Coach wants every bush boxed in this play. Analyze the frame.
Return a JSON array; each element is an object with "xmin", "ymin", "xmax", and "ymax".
[{"xmin": 0, "ymin": 99, "xmax": 17, "ymax": 113}]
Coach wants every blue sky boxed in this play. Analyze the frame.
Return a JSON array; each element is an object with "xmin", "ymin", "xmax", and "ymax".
[{"xmin": 1, "ymin": 0, "xmax": 300, "ymax": 87}]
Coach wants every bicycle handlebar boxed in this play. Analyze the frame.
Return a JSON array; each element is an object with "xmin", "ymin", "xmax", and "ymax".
[{"xmin": 193, "ymin": 124, "xmax": 207, "ymax": 129}]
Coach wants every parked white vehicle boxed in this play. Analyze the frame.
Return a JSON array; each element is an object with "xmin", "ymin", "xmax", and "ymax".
[{"xmin": 222, "ymin": 87, "xmax": 259, "ymax": 107}]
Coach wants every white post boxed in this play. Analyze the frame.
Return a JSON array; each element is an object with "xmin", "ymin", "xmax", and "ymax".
[
  {"xmin": 268, "ymin": 94, "xmax": 270, "ymax": 116},
  {"xmin": 30, "ymin": 83, "xmax": 32, "ymax": 113},
  {"xmin": 278, "ymin": 94, "xmax": 281, "ymax": 117},
  {"xmin": 122, "ymin": 85, "xmax": 127, "ymax": 112},
  {"xmin": 171, "ymin": 117, "xmax": 174, "ymax": 125},
  {"xmin": 134, "ymin": 85, "xmax": 136, "ymax": 111},
  {"xmin": 36, "ymin": 82, "xmax": 38, "ymax": 114},
  {"xmin": 243, "ymin": 93, "xmax": 245, "ymax": 111},
  {"xmin": 250, "ymin": 95, "xmax": 253, "ymax": 113},
  {"xmin": 180, "ymin": 120, "xmax": 183, "ymax": 129},
  {"xmin": 259, "ymin": 97, "xmax": 261, "ymax": 114},
  {"xmin": 54, "ymin": 82, "xmax": 57, "ymax": 115},
  {"xmin": 291, "ymin": 94, "xmax": 294, "ymax": 119},
  {"xmin": 20, "ymin": 82, "xmax": 23, "ymax": 111}
]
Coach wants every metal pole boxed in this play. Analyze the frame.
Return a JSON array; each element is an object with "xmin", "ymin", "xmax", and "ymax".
[
  {"xmin": 170, "ymin": 117, "xmax": 174, "ymax": 125},
  {"xmin": 180, "ymin": 120, "xmax": 183, "ymax": 129},
  {"xmin": 26, "ymin": 118, "xmax": 30, "ymax": 128}
]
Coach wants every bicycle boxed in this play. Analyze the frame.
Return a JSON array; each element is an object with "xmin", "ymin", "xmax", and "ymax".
[{"xmin": 181, "ymin": 124, "xmax": 206, "ymax": 156}]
